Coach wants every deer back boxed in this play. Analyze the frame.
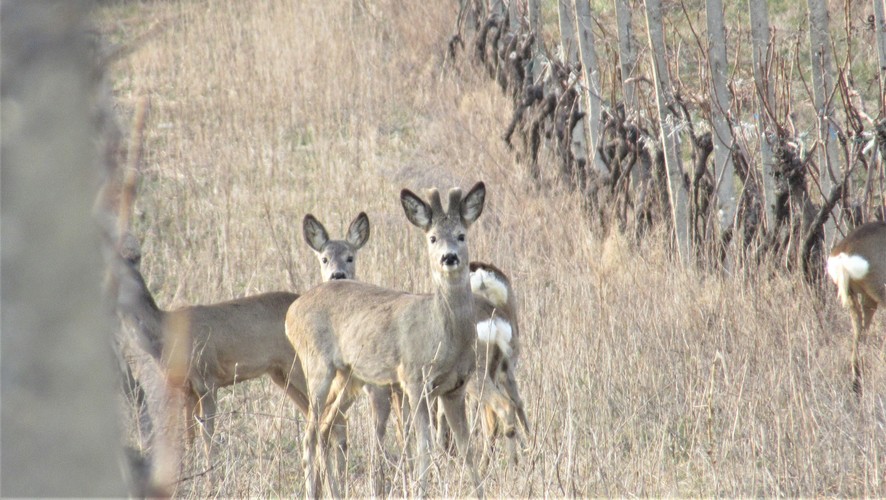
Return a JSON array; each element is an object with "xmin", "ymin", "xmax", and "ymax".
[
  {"xmin": 829, "ymin": 221, "xmax": 886, "ymax": 305},
  {"xmin": 169, "ymin": 291, "xmax": 299, "ymax": 388}
]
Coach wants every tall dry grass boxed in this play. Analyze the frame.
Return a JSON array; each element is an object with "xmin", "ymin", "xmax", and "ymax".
[{"xmin": 98, "ymin": 0, "xmax": 885, "ymax": 496}]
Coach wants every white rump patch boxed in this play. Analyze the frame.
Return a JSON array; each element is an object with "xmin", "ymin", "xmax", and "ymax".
[
  {"xmin": 476, "ymin": 318, "xmax": 513, "ymax": 357},
  {"xmin": 470, "ymin": 268, "xmax": 509, "ymax": 307},
  {"xmin": 826, "ymin": 252, "xmax": 870, "ymax": 307}
]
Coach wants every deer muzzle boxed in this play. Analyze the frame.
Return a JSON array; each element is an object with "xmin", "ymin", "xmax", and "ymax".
[{"xmin": 441, "ymin": 253, "xmax": 459, "ymax": 267}]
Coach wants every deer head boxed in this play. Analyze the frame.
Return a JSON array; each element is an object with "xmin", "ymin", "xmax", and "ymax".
[
  {"xmin": 400, "ymin": 182, "xmax": 485, "ymax": 284},
  {"xmin": 303, "ymin": 212, "xmax": 370, "ymax": 281}
]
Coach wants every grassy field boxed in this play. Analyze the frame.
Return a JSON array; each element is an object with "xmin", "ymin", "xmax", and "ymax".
[{"xmin": 97, "ymin": 0, "xmax": 885, "ymax": 496}]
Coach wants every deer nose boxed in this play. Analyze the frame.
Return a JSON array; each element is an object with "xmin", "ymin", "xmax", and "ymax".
[
  {"xmin": 441, "ymin": 253, "xmax": 459, "ymax": 266},
  {"xmin": 330, "ymin": 271, "xmax": 347, "ymax": 280}
]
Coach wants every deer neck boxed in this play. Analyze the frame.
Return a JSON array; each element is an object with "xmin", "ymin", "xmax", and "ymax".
[
  {"xmin": 432, "ymin": 269, "xmax": 475, "ymax": 342},
  {"xmin": 117, "ymin": 259, "xmax": 166, "ymax": 361}
]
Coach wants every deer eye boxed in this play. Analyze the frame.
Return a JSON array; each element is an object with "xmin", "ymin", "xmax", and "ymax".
[
  {"xmin": 429, "ymin": 236, "xmax": 437, "ymax": 243},
  {"xmin": 321, "ymin": 257, "xmax": 328, "ymax": 264},
  {"xmin": 457, "ymin": 234, "xmax": 465, "ymax": 242},
  {"xmin": 346, "ymin": 256, "xmax": 354, "ymax": 263}
]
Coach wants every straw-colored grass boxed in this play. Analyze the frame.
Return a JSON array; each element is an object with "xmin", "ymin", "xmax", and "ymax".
[{"xmin": 98, "ymin": 0, "xmax": 885, "ymax": 496}]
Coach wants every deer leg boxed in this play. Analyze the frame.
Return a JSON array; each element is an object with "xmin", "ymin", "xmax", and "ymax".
[
  {"xmin": 391, "ymin": 385, "xmax": 412, "ymax": 454},
  {"xmin": 367, "ymin": 385, "xmax": 393, "ymax": 448},
  {"xmin": 367, "ymin": 385, "xmax": 393, "ymax": 496},
  {"xmin": 435, "ymin": 396, "xmax": 453, "ymax": 454},
  {"xmin": 319, "ymin": 375, "xmax": 349, "ymax": 483},
  {"xmin": 498, "ymin": 361, "xmax": 528, "ymax": 460},
  {"xmin": 499, "ymin": 360, "xmax": 529, "ymax": 434},
  {"xmin": 269, "ymin": 369, "xmax": 309, "ymax": 415},
  {"xmin": 184, "ymin": 389, "xmax": 199, "ymax": 446},
  {"xmin": 861, "ymin": 295, "xmax": 878, "ymax": 339},
  {"xmin": 389, "ymin": 384, "xmax": 407, "ymax": 448},
  {"xmin": 476, "ymin": 378, "xmax": 518, "ymax": 468},
  {"xmin": 195, "ymin": 389, "xmax": 218, "ymax": 458},
  {"xmin": 303, "ymin": 364, "xmax": 335, "ymax": 499},
  {"xmin": 404, "ymin": 382, "xmax": 432, "ymax": 497},
  {"xmin": 439, "ymin": 388, "xmax": 484, "ymax": 498},
  {"xmin": 480, "ymin": 404, "xmax": 497, "ymax": 469},
  {"xmin": 849, "ymin": 294, "xmax": 865, "ymax": 395},
  {"xmin": 319, "ymin": 377, "xmax": 362, "ymax": 496}
]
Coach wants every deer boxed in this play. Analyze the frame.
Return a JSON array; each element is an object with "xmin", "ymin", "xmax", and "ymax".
[
  {"xmin": 466, "ymin": 261, "xmax": 530, "ymax": 463},
  {"xmin": 286, "ymin": 182, "xmax": 487, "ymax": 498},
  {"xmin": 826, "ymin": 220, "xmax": 886, "ymax": 395},
  {"xmin": 115, "ymin": 212, "xmax": 371, "ymax": 456},
  {"xmin": 303, "ymin": 212, "xmax": 403, "ymax": 476}
]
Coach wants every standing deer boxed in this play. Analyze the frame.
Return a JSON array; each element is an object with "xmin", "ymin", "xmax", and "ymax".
[
  {"xmin": 303, "ymin": 212, "xmax": 401, "ymax": 478},
  {"xmin": 115, "ymin": 212, "xmax": 371, "ymax": 455},
  {"xmin": 468, "ymin": 261, "xmax": 530, "ymax": 462},
  {"xmin": 286, "ymin": 182, "xmax": 487, "ymax": 498},
  {"xmin": 826, "ymin": 221, "xmax": 886, "ymax": 394}
]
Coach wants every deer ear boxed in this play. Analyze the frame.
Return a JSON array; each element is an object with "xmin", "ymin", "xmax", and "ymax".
[
  {"xmin": 303, "ymin": 214, "xmax": 329, "ymax": 252},
  {"xmin": 460, "ymin": 182, "xmax": 486, "ymax": 226},
  {"xmin": 347, "ymin": 212, "xmax": 370, "ymax": 249},
  {"xmin": 401, "ymin": 189, "xmax": 432, "ymax": 230}
]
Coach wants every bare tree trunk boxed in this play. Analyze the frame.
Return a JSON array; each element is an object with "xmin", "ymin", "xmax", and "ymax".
[
  {"xmin": 558, "ymin": 0, "xmax": 589, "ymax": 177},
  {"xmin": 749, "ymin": 0, "xmax": 779, "ymax": 234},
  {"xmin": 508, "ymin": 0, "xmax": 520, "ymax": 32},
  {"xmin": 574, "ymin": 0, "xmax": 609, "ymax": 176},
  {"xmin": 614, "ymin": 0, "xmax": 638, "ymax": 116},
  {"xmin": 644, "ymin": 0, "xmax": 691, "ymax": 263},
  {"xmin": 0, "ymin": 1, "xmax": 125, "ymax": 495},
  {"xmin": 528, "ymin": 0, "xmax": 544, "ymax": 81},
  {"xmin": 875, "ymin": 0, "xmax": 886, "ymax": 116},
  {"xmin": 705, "ymin": 0, "xmax": 738, "ymax": 242},
  {"xmin": 558, "ymin": 0, "xmax": 579, "ymax": 63},
  {"xmin": 807, "ymin": 0, "xmax": 839, "ymax": 244},
  {"xmin": 491, "ymin": 0, "xmax": 506, "ymax": 20},
  {"xmin": 613, "ymin": 0, "xmax": 644, "ymax": 194}
]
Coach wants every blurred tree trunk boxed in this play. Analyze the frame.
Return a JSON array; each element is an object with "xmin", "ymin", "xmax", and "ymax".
[
  {"xmin": 528, "ymin": 0, "xmax": 543, "ymax": 81},
  {"xmin": 491, "ymin": 0, "xmax": 505, "ymax": 18},
  {"xmin": 508, "ymin": 0, "xmax": 520, "ymax": 32},
  {"xmin": 574, "ymin": 0, "xmax": 609, "ymax": 176},
  {"xmin": 558, "ymin": 0, "xmax": 589, "ymax": 182},
  {"xmin": 643, "ymin": 0, "xmax": 691, "ymax": 263},
  {"xmin": 0, "ymin": 1, "xmax": 126, "ymax": 495},
  {"xmin": 614, "ymin": 0, "xmax": 638, "ymax": 116},
  {"xmin": 875, "ymin": 0, "xmax": 886, "ymax": 115},
  {"xmin": 614, "ymin": 0, "xmax": 643, "ymax": 196},
  {"xmin": 705, "ymin": 0, "xmax": 737, "ymax": 244},
  {"xmin": 749, "ymin": 0, "xmax": 778, "ymax": 234},
  {"xmin": 807, "ymin": 0, "xmax": 839, "ymax": 244},
  {"xmin": 558, "ymin": 0, "xmax": 579, "ymax": 62}
]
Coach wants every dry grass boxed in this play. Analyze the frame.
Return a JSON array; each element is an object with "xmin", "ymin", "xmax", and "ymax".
[{"xmin": 97, "ymin": 0, "xmax": 885, "ymax": 496}]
